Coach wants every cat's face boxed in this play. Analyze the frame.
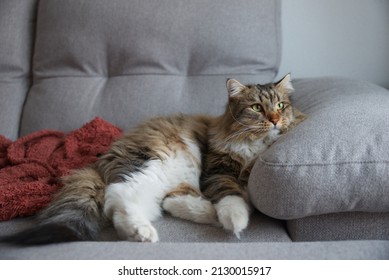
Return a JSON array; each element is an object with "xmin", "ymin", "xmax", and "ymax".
[{"xmin": 226, "ymin": 74, "xmax": 296, "ymax": 141}]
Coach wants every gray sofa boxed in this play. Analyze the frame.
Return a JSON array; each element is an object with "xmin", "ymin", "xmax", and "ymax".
[{"xmin": 1, "ymin": 0, "xmax": 388, "ymax": 259}]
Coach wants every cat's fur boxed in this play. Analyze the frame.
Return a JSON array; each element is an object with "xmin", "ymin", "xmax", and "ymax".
[{"xmin": 1, "ymin": 74, "xmax": 305, "ymax": 244}]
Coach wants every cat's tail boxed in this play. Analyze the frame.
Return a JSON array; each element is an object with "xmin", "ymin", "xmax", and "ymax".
[{"xmin": 0, "ymin": 167, "xmax": 106, "ymax": 245}]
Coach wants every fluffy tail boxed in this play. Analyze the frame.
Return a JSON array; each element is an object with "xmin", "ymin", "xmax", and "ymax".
[
  {"xmin": 0, "ymin": 167, "xmax": 106, "ymax": 245},
  {"xmin": 0, "ymin": 224, "xmax": 87, "ymax": 245}
]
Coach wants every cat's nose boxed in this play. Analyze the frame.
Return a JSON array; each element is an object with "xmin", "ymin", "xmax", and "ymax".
[
  {"xmin": 268, "ymin": 113, "xmax": 279, "ymax": 125},
  {"xmin": 270, "ymin": 119, "xmax": 279, "ymax": 125}
]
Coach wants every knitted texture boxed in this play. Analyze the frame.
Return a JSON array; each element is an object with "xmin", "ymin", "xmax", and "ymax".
[{"xmin": 0, "ymin": 118, "xmax": 122, "ymax": 221}]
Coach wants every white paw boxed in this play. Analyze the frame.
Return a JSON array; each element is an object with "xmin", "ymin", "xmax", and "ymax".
[
  {"xmin": 113, "ymin": 212, "xmax": 158, "ymax": 242},
  {"xmin": 163, "ymin": 195, "xmax": 218, "ymax": 224},
  {"xmin": 214, "ymin": 196, "xmax": 249, "ymax": 238},
  {"xmin": 132, "ymin": 224, "xmax": 159, "ymax": 243},
  {"xmin": 162, "ymin": 196, "xmax": 181, "ymax": 214}
]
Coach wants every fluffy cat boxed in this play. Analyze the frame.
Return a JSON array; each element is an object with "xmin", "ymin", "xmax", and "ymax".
[
  {"xmin": 1, "ymin": 74, "xmax": 305, "ymax": 244},
  {"xmin": 163, "ymin": 74, "xmax": 305, "ymax": 238}
]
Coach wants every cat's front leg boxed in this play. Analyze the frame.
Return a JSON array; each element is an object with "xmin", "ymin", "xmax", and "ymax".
[
  {"xmin": 214, "ymin": 195, "xmax": 250, "ymax": 238},
  {"xmin": 202, "ymin": 175, "xmax": 251, "ymax": 238}
]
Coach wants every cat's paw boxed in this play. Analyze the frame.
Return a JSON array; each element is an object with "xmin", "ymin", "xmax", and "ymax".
[
  {"xmin": 133, "ymin": 224, "xmax": 159, "ymax": 243},
  {"xmin": 162, "ymin": 195, "xmax": 218, "ymax": 224},
  {"xmin": 111, "ymin": 208, "xmax": 159, "ymax": 242},
  {"xmin": 214, "ymin": 196, "xmax": 249, "ymax": 238},
  {"xmin": 115, "ymin": 222, "xmax": 159, "ymax": 243},
  {"xmin": 162, "ymin": 196, "xmax": 185, "ymax": 214}
]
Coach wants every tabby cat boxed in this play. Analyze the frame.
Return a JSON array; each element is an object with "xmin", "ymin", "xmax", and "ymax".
[{"xmin": 1, "ymin": 74, "xmax": 305, "ymax": 244}]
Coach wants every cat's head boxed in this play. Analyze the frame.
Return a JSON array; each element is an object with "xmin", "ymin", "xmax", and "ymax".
[{"xmin": 224, "ymin": 73, "xmax": 296, "ymax": 141}]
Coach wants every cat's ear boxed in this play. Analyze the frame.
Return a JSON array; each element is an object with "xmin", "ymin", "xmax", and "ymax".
[
  {"xmin": 226, "ymin": 79, "xmax": 246, "ymax": 97},
  {"xmin": 275, "ymin": 73, "xmax": 294, "ymax": 94}
]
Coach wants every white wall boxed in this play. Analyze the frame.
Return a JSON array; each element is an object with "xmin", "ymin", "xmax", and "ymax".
[{"xmin": 277, "ymin": 0, "xmax": 389, "ymax": 88}]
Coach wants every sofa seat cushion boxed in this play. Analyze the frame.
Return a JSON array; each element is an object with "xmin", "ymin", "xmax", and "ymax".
[
  {"xmin": 248, "ymin": 77, "xmax": 389, "ymax": 219},
  {"xmin": 2, "ymin": 238, "xmax": 389, "ymax": 260},
  {"xmin": 287, "ymin": 212, "xmax": 389, "ymax": 241},
  {"xmin": 0, "ymin": 210, "xmax": 291, "ymax": 243}
]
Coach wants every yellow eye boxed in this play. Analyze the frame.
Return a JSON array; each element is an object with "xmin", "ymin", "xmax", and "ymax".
[
  {"xmin": 277, "ymin": 102, "xmax": 284, "ymax": 110},
  {"xmin": 251, "ymin": 104, "xmax": 262, "ymax": 112}
]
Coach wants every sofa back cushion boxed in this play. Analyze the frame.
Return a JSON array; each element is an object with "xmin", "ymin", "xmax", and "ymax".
[
  {"xmin": 0, "ymin": 0, "xmax": 37, "ymax": 139},
  {"xmin": 20, "ymin": 0, "xmax": 280, "ymax": 135}
]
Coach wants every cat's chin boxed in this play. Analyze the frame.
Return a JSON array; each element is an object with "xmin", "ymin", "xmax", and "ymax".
[{"xmin": 267, "ymin": 128, "xmax": 281, "ymax": 138}]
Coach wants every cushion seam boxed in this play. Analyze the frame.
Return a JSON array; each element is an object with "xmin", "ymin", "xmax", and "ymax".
[
  {"xmin": 32, "ymin": 72, "xmax": 276, "ymax": 80},
  {"xmin": 257, "ymin": 158, "xmax": 389, "ymax": 167}
]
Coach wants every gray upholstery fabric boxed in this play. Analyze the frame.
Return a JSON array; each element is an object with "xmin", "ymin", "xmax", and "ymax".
[
  {"xmin": 0, "ymin": 211, "xmax": 291, "ymax": 243},
  {"xmin": 2, "ymin": 240, "xmax": 389, "ymax": 260},
  {"xmin": 2, "ymin": 215, "xmax": 388, "ymax": 260},
  {"xmin": 20, "ymin": 0, "xmax": 281, "ymax": 135},
  {"xmin": 287, "ymin": 212, "xmax": 389, "ymax": 241},
  {"xmin": 248, "ymin": 77, "xmax": 389, "ymax": 219},
  {"xmin": 0, "ymin": 0, "xmax": 37, "ymax": 140}
]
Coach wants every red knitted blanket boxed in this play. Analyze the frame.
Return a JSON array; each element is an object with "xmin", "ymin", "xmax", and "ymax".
[{"xmin": 0, "ymin": 117, "xmax": 122, "ymax": 221}]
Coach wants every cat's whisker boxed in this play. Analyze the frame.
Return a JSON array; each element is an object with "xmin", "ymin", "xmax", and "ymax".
[{"xmin": 225, "ymin": 129, "xmax": 253, "ymax": 141}]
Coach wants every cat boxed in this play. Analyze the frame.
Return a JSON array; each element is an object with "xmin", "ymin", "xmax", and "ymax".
[
  {"xmin": 163, "ymin": 74, "xmax": 306, "ymax": 238},
  {"xmin": 1, "ymin": 74, "xmax": 305, "ymax": 244}
]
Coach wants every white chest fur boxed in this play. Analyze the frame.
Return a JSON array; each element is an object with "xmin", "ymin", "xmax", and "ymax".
[
  {"xmin": 227, "ymin": 138, "xmax": 267, "ymax": 167},
  {"xmin": 228, "ymin": 130, "xmax": 281, "ymax": 166}
]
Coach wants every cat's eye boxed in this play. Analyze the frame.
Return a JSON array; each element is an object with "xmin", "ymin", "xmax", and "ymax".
[
  {"xmin": 277, "ymin": 102, "xmax": 284, "ymax": 110},
  {"xmin": 251, "ymin": 104, "xmax": 262, "ymax": 112}
]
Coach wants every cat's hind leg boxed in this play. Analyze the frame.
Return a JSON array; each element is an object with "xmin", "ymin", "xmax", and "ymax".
[
  {"xmin": 104, "ymin": 179, "xmax": 162, "ymax": 243},
  {"xmin": 162, "ymin": 183, "xmax": 218, "ymax": 225},
  {"xmin": 111, "ymin": 208, "xmax": 158, "ymax": 243}
]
